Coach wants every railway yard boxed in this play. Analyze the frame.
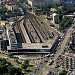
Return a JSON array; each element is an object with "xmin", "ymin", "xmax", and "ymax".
[
  {"xmin": 11, "ymin": 12, "xmax": 58, "ymax": 51},
  {"xmin": 3, "ymin": 0, "xmax": 58, "ymax": 52},
  {"xmin": 1, "ymin": 0, "xmax": 75, "ymax": 75}
]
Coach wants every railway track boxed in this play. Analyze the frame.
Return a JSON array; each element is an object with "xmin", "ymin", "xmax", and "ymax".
[
  {"xmin": 27, "ymin": 14, "xmax": 45, "ymax": 43},
  {"xmin": 34, "ymin": 18, "xmax": 51, "ymax": 39},
  {"xmin": 29, "ymin": 14, "xmax": 48, "ymax": 40},
  {"xmin": 28, "ymin": 19, "xmax": 43, "ymax": 43},
  {"xmin": 28, "ymin": 14, "xmax": 53, "ymax": 40},
  {"xmin": 23, "ymin": 19, "xmax": 35, "ymax": 43}
]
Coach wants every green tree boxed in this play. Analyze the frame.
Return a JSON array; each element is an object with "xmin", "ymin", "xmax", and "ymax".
[
  {"xmin": 8, "ymin": 53, "xmax": 14, "ymax": 58},
  {"xmin": 0, "ymin": 58, "xmax": 22, "ymax": 75},
  {"xmin": 24, "ymin": 60, "xmax": 29, "ymax": 66},
  {"xmin": 59, "ymin": 70, "xmax": 67, "ymax": 75},
  {"xmin": 21, "ymin": 60, "xmax": 29, "ymax": 70},
  {"xmin": 7, "ymin": 66, "xmax": 15, "ymax": 75},
  {"xmin": 22, "ymin": 63, "xmax": 27, "ymax": 70}
]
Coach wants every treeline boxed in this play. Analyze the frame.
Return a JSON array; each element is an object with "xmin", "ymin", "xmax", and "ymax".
[
  {"xmin": 56, "ymin": 7, "xmax": 75, "ymax": 15},
  {"xmin": 0, "ymin": 6, "xmax": 23, "ymax": 20},
  {"xmin": 59, "ymin": 17, "xmax": 73, "ymax": 30},
  {"xmin": 0, "ymin": 58, "xmax": 22, "ymax": 75},
  {"xmin": 55, "ymin": 7, "xmax": 75, "ymax": 21}
]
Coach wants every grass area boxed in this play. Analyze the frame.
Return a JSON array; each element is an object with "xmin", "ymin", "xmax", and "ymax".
[
  {"xmin": 40, "ymin": 72, "xmax": 43, "ymax": 75},
  {"xmin": 28, "ymin": 65, "xmax": 34, "ymax": 71}
]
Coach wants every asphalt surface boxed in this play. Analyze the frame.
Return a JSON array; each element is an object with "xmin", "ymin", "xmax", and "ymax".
[
  {"xmin": 30, "ymin": 56, "xmax": 50, "ymax": 75},
  {"xmin": 5, "ymin": 1, "xmax": 75, "ymax": 75},
  {"xmin": 30, "ymin": 25, "xmax": 75, "ymax": 75},
  {"xmin": 47, "ymin": 26, "xmax": 74, "ymax": 74}
]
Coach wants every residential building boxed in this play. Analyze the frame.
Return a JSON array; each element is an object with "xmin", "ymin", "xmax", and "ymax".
[
  {"xmin": 52, "ymin": 0, "xmax": 62, "ymax": 5},
  {"xmin": 5, "ymin": 3, "xmax": 17, "ymax": 11},
  {"xmin": 27, "ymin": 0, "xmax": 52, "ymax": 7},
  {"xmin": 6, "ymin": 24, "xmax": 18, "ymax": 51},
  {"xmin": 5, "ymin": 4, "xmax": 13, "ymax": 11},
  {"xmin": 62, "ymin": 53, "xmax": 75, "ymax": 70}
]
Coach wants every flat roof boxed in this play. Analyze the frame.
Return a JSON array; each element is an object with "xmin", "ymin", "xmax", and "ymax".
[
  {"xmin": 7, "ymin": 36, "xmax": 58, "ymax": 50},
  {"xmin": 22, "ymin": 43, "xmax": 52, "ymax": 49}
]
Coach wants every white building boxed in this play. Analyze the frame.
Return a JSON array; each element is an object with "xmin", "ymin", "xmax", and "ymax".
[
  {"xmin": 6, "ymin": 24, "xmax": 18, "ymax": 50},
  {"xmin": 52, "ymin": 13, "xmax": 59, "ymax": 24}
]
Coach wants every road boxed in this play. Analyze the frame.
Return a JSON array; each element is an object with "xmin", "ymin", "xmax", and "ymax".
[
  {"xmin": 30, "ymin": 25, "xmax": 75, "ymax": 75},
  {"xmin": 42, "ymin": 25, "xmax": 75, "ymax": 75},
  {"xmin": 7, "ymin": 0, "xmax": 75, "ymax": 75},
  {"xmin": 51, "ymin": 25, "xmax": 74, "ymax": 68},
  {"xmin": 30, "ymin": 56, "xmax": 50, "ymax": 75}
]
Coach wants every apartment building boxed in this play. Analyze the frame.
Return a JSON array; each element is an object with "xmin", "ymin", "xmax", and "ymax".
[
  {"xmin": 64, "ymin": 0, "xmax": 75, "ymax": 6},
  {"xmin": 62, "ymin": 53, "xmax": 75, "ymax": 70},
  {"xmin": 6, "ymin": 24, "xmax": 18, "ymax": 51},
  {"xmin": 27, "ymin": 0, "xmax": 52, "ymax": 7}
]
